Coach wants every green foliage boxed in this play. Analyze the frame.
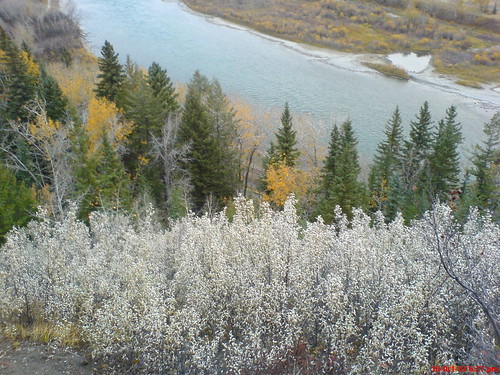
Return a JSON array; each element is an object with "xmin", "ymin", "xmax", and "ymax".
[
  {"xmin": 318, "ymin": 119, "xmax": 365, "ymax": 221},
  {"xmin": 147, "ymin": 61, "xmax": 179, "ymax": 116},
  {"xmin": 71, "ymin": 124, "xmax": 131, "ymax": 221},
  {"xmin": 37, "ymin": 68, "xmax": 69, "ymax": 122},
  {"xmin": 85, "ymin": 133, "xmax": 131, "ymax": 218},
  {"xmin": 120, "ymin": 57, "xmax": 168, "ymax": 206},
  {"xmin": 0, "ymin": 164, "xmax": 36, "ymax": 243},
  {"xmin": 408, "ymin": 101, "xmax": 434, "ymax": 157},
  {"xmin": 369, "ymin": 106, "xmax": 404, "ymax": 220},
  {"xmin": 269, "ymin": 102, "xmax": 300, "ymax": 167},
  {"xmin": 167, "ymin": 185, "xmax": 190, "ymax": 220},
  {"xmin": 94, "ymin": 133, "xmax": 131, "ymax": 210},
  {"xmin": 0, "ymin": 30, "xmax": 39, "ymax": 123},
  {"xmin": 178, "ymin": 72, "xmax": 239, "ymax": 211},
  {"xmin": 429, "ymin": 105, "xmax": 463, "ymax": 200},
  {"xmin": 401, "ymin": 101, "xmax": 434, "ymax": 221},
  {"xmin": 467, "ymin": 112, "xmax": 500, "ymax": 219},
  {"xmin": 94, "ymin": 41, "xmax": 125, "ymax": 105}
]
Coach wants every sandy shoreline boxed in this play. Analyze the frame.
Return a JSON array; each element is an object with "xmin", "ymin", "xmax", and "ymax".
[{"xmin": 177, "ymin": 0, "xmax": 500, "ymax": 113}]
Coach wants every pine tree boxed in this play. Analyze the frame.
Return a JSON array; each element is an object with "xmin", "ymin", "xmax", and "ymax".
[
  {"xmin": 368, "ymin": 106, "xmax": 404, "ymax": 219},
  {"xmin": 429, "ymin": 105, "xmax": 462, "ymax": 200},
  {"xmin": 147, "ymin": 61, "xmax": 179, "ymax": 116},
  {"xmin": 271, "ymin": 102, "xmax": 300, "ymax": 167},
  {"xmin": 95, "ymin": 41, "xmax": 125, "ymax": 105}
]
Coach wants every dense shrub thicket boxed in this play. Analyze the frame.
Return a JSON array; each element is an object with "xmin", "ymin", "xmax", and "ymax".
[{"xmin": 0, "ymin": 198, "xmax": 498, "ymax": 374}]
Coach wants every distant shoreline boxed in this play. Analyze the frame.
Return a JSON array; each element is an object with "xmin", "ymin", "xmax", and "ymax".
[{"xmin": 178, "ymin": 0, "xmax": 500, "ymax": 113}]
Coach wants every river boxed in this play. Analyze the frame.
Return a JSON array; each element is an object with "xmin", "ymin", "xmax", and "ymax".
[{"xmin": 72, "ymin": 0, "xmax": 500, "ymax": 157}]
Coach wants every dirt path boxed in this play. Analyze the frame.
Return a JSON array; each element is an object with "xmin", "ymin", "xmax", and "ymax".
[{"xmin": 0, "ymin": 339, "xmax": 93, "ymax": 375}]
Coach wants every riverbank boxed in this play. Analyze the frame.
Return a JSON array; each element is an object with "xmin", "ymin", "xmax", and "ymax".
[
  {"xmin": 181, "ymin": 0, "xmax": 500, "ymax": 87},
  {"xmin": 178, "ymin": 0, "xmax": 500, "ymax": 112}
]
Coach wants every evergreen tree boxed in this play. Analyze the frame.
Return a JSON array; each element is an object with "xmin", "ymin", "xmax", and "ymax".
[
  {"xmin": 337, "ymin": 119, "xmax": 364, "ymax": 215},
  {"xmin": 429, "ymin": 105, "xmax": 463, "ymax": 200},
  {"xmin": 468, "ymin": 112, "xmax": 500, "ymax": 218},
  {"xmin": 69, "ymin": 121, "xmax": 97, "ymax": 221},
  {"xmin": 401, "ymin": 101, "xmax": 434, "ymax": 220},
  {"xmin": 318, "ymin": 120, "xmax": 364, "ymax": 221},
  {"xmin": 3, "ymin": 40, "xmax": 39, "ymax": 122},
  {"xmin": 95, "ymin": 41, "xmax": 125, "ymax": 105},
  {"xmin": 120, "ymin": 57, "xmax": 163, "ymax": 182},
  {"xmin": 179, "ymin": 90, "xmax": 218, "ymax": 210},
  {"xmin": 178, "ymin": 73, "xmax": 239, "ymax": 211},
  {"xmin": 316, "ymin": 124, "xmax": 341, "ymax": 223},
  {"xmin": 407, "ymin": 101, "xmax": 433, "ymax": 158},
  {"xmin": 271, "ymin": 102, "xmax": 300, "ymax": 167},
  {"xmin": 0, "ymin": 164, "xmax": 36, "ymax": 243},
  {"xmin": 147, "ymin": 61, "xmax": 179, "ymax": 116},
  {"xmin": 368, "ymin": 106, "xmax": 404, "ymax": 220},
  {"xmin": 91, "ymin": 132, "xmax": 131, "ymax": 213},
  {"xmin": 37, "ymin": 68, "xmax": 68, "ymax": 122}
]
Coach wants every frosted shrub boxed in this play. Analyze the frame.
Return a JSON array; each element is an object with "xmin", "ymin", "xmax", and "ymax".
[{"xmin": 0, "ymin": 198, "xmax": 498, "ymax": 373}]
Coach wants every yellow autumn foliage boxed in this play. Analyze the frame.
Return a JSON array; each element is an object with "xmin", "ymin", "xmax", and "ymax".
[
  {"xmin": 20, "ymin": 50, "xmax": 40, "ymax": 78},
  {"xmin": 263, "ymin": 162, "xmax": 311, "ymax": 208},
  {"xmin": 25, "ymin": 102, "xmax": 62, "ymax": 142},
  {"xmin": 48, "ymin": 62, "xmax": 96, "ymax": 107},
  {"xmin": 29, "ymin": 116, "xmax": 61, "ymax": 141},
  {"xmin": 85, "ymin": 97, "xmax": 131, "ymax": 153}
]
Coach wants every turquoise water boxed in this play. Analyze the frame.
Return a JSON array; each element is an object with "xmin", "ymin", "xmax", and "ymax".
[{"xmin": 74, "ymin": 0, "xmax": 499, "ymax": 156}]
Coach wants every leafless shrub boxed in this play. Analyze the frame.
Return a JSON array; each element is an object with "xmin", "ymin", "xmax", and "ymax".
[{"xmin": 0, "ymin": 0, "xmax": 82, "ymax": 57}]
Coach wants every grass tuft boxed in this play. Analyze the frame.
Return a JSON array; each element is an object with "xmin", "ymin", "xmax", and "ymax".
[{"xmin": 363, "ymin": 61, "xmax": 410, "ymax": 80}]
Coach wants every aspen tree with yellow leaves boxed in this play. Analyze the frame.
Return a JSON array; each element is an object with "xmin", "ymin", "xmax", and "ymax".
[{"xmin": 263, "ymin": 161, "xmax": 311, "ymax": 208}]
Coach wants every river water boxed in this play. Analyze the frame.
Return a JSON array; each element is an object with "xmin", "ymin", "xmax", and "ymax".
[{"xmin": 73, "ymin": 0, "xmax": 500, "ymax": 157}]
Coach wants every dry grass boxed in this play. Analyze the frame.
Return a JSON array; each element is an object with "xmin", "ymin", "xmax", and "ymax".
[
  {"xmin": 363, "ymin": 61, "xmax": 410, "ymax": 80},
  {"xmin": 2, "ymin": 321, "xmax": 84, "ymax": 348}
]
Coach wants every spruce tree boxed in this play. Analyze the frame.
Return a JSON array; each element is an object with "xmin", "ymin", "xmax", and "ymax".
[
  {"xmin": 95, "ymin": 41, "xmax": 125, "ymax": 105},
  {"xmin": 317, "ymin": 124, "xmax": 341, "ymax": 223},
  {"xmin": 401, "ymin": 101, "xmax": 434, "ymax": 220},
  {"xmin": 179, "ymin": 90, "xmax": 219, "ymax": 210},
  {"xmin": 468, "ymin": 112, "xmax": 500, "ymax": 218},
  {"xmin": 93, "ymin": 132, "xmax": 131, "ymax": 212},
  {"xmin": 429, "ymin": 105, "xmax": 462, "ymax": 200},
  {"xmin": 37, "ymin": 69, "xmax": 68, "ymax": 122},
  {"xmin": 272, "ymin": 102, "xmax": 300, "ymax": 167},
  {"xmin": 3, "ymin": 42, "xmax": 39, "ymax": 122},
  {"xmin": 0, "ymin": 164, "xmax": 36, "ymax": 243},
  {"xmin": 368, "ymin": 106, "xmax": 404, "ymax": 219},
  {"xmin": 178, "ymin": 72, "xmax": 239, "ymax": 211},
  {"xmin": 337, "ymin": 119, "xmax": 364, "ymax": 215},
  {"xmin": 318, "ymin": 119, "xmax": 363, "ymax": 221},
  {"xmin": 407, "ymin": 101, "xmax": 433, "ymax": 158},
  {"xmin": 147, "ymin": 61, "xmax": 179, "ymax": 116},
  {"xmin": 121, "ymin": 58, "xmax": 162, "ymax": 176}
]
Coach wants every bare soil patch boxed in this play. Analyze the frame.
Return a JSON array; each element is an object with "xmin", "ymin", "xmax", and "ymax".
[{"xmin": 0, "ymin": 339, "xmax": 93, "ymax": 375}]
